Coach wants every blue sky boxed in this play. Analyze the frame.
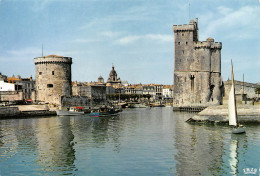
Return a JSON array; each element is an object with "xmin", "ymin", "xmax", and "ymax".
[{"xmin": 0, "ymin": 0, "xmax": 259, "ymax": 84}]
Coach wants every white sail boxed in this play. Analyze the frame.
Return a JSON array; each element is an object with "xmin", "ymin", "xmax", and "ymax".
[
  {"xmin": 228, "ymin": 84, "xmax": 237, "ymax": 126},
  {"xmin": 228, "ymin": 61, "xmax": 238, "ymax": 126}
]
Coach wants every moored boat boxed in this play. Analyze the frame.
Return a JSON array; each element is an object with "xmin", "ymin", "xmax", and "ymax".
[
  {"xmin": 228, "ymin": 60, "xmax": 245, "ymax": 134},
  {"xmin": 89, "ymin": 106, "xmax": 120, "ymax": 117},
  {"xmin": 133, "ymin": 103, "xmax": 147, "ymax": 108},
  {"xmin": 56, "ymin": 107, "xmax": 84, "ymax": 116}
]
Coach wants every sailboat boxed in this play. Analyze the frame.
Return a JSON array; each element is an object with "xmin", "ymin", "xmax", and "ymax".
[{"xmin": 228, "ymin": 60, "xmax": 246, "ymax": 134}]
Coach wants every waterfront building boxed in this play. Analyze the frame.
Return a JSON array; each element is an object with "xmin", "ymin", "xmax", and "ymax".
[
  {"xmin": 16, "ymin": 77, "xmax": 35, "ymax": 101},
  {"xmin": 0, "ymin": 73, "xmax": 7, "ymax": 82},
  {"xmin": 173, "ymin": 19, "xmax": 224, "ymax": 108},
  {"xmin": 223, "ymin": 80, "xmax": 259, "ymax": 104},
  {"xmin": 34, "ymin": 55, "xmax": 72, "ymax": 105},
  {"xmin": 142, "ymin": 84, "xmax": 163, "ymax": 100},
  {"xmin": 0, "ymin": 80, "xmax": 15, "ymax": 91},
  {"xmin": 162, "ymin": 85, "xmax": 174, "ymax": 98},
  {"xmin": 124, "ymin": 84, "xmax": 143, "ymax": 95},
  {"xmin": 0, "ymin": 75, "xmax": 35, "ymax": 104}
]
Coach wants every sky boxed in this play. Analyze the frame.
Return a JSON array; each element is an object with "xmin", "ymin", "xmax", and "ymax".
[{"xmin": 0, "ymin": 0, "xmax": 259, "ymax": 84}]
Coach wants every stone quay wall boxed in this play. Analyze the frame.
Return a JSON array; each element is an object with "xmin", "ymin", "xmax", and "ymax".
[
  {"xmin": 0, "ymin": 91, "xmax": 23, "ymax": 102},
  {"xmin": 190, "ymin": 105, "xmax": 260, "ymax": 123}
]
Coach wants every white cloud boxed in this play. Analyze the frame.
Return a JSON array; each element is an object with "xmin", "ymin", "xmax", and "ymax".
[
  {"xmin": 116, "ymin": 35, "xmax": 141, "ymax": 44},
  {"xmin": 74, "ymin": 39, "xmax": 101, "ymax": 43},
  {"xmin": 200, "ymin": 5, "xmax": 260, "ymax": 40},
  {"xmin": 7, "ymin": 47, "xmax": 41, "ymax": 56},
  {"xmin": 116, "ymin": 34, "xmax": 174, "ymax": 45},
  {"xmin": 79, "ymin": 3, "xmax": 159, "ymax": 30},
  {"xmin": 101, "ymin": 31, "xmax": 124, "ymax": 38}
]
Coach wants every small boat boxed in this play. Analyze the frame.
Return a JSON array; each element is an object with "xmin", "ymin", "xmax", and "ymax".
[
  {"xmin": 133, "ymin": 103, "xmax": 147, "ymax": 108},
  {"xmin": 56, "ymin": 107, "xmax": 84, "ymax": 116},
  {"xmin": 149, "ymin": 103, "xmax": 165, "ymax": 107},
  {"xmin": 228, "ymin": 60, "xmax": 245, "ymax": 134},
  {"xmin": 89, "ymin": 106, "xmax": 120, "ymax": 117}
]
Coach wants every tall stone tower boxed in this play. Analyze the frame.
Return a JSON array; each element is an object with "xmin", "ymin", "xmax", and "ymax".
[
  {"xmin": 173, "ymin": 19, "xmax": 224, "ymax": 108},
  {"xmin": 34, "ymin": 55, "xmax": 72, "ymax": 105}
]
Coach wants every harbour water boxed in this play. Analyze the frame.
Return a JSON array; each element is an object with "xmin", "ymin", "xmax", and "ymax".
[{"xmin": 0, "ymin": 107, "xmax": 260, "ymax": 175}]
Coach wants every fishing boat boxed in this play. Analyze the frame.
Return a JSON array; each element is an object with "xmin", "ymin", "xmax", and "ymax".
[
  {"xmin": 56, "ymin": 107, "xmax": 84, "ymax": 116},
  {"xmin": 89, "ymin": 106, "xmax": 120, "ymax": 117},
  {"xmin": 228, "ymin": 61, "xmax": 245, "ymax": 134}
]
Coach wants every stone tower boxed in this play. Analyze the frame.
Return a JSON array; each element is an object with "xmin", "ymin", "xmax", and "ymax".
[
  {"xmin": 173, "ymin": 19, "xmax": 224, "ymax": 108},
  {"xmin": 34, "ymin": 55, "xmax": 72, "ymax": 105},
  {"xmin": 98, "ymin": 76, "xmax": 104, "ymax": 84}
]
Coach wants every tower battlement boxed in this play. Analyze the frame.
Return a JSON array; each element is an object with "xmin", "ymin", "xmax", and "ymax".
[
  {"xmin": 34, "ymin": 55, "xmax": 72, "ymax": 64},
  {"xmin": 194, "ymin": 41, "xmax": 222, "ymax": 49},
  {"xmin": 173, "ymin": 18, "xmax": 198, "ymax": 32},
  {"xmin": 173, "ymin": 24, "xmax": 195, "ymax": 32}
]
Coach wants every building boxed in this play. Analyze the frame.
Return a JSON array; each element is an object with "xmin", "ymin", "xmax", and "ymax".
[
  {"xmin": 142, "ymin": 84, "xmax": 163, "ymax": 100},
  {"xmin": 162, "ymin": 85, "xmax": 174, "ymax": 98},
  {"xmin": 173, "ymin": 19, "xmax": 224, "ymax": 108},
  {"xmin": 98, "ymin": 76, "xmax": 104, "ymax": 84},
  {"xmin": 124, "ymin": 84, "xmax": 143, "ymax": 95},
  {"xmin": 0, "ymin": 73, "xmax": 7, "ymax": 82},
  {"xmin": 223, "ymin": 80, "xmax": 259, "ymax": 104},
  {"xmin": 0, "ymin": 75, "xmax": 35, "ymax": 104},
  {"xmin": 17, "ymin": 77, "xmax": 36, "ymax": 101},
  {"xmin": 106, "ymin": 65, "xmax": 122, "ymax": 88},
  {"xmin": 34, "ymin": 55, "xmax": 72, "ymax": 105},
  {"xmin": 0, "ymin": 80, "xmax": 15, "ymax": 91}
]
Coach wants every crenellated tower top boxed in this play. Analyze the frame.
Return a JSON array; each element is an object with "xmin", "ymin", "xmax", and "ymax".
[{"xmin": 173, "ymin": 18, "xmax": 199, "ymax": 41}]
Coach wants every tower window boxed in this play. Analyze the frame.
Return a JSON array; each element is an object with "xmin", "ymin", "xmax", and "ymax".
[
  {"xmin": 186, "ymin": 42, "xmax": 188, "ymax": 45},
  {"xmin": 183, "ymin": 50, "xmax": 185, "ymax": 54},
  {"xmin": 47, "ymin": 84, "xmax": 53, "ymax": 88},
  {"xmin": 52, "ymin": 71, "xmax": 55, "ymax": 75},
  {"xmin": 182, "ymin": 33, "xmax": 184, "ymax": 36},
  {"xmin": 178, "ymin": 42, "xmax": 180, "ymax": 45},
  {"xmin": 39, "ymin": 72, "xmax": 42, "ymax": 75}
]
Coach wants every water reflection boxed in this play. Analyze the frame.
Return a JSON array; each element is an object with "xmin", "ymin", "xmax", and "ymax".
[
  {"xmin": 0, "ymin": 109, "xmax": 259, "ymax": 175},
  {"xmin": 174, "ymin": 112, "xmax": 225, "ymax": 175},
  {"xmin": 34, "ymin": 117, "xmax": 76, "ymax": 172},
  {"xmin": 229, "ymin": 134, "xmax": 247, "ymax": 175}
]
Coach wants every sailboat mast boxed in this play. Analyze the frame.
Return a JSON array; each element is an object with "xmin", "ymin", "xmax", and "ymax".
[{"xmin": 231, "ymin": 60, "xmax": 239, "ymax": 127}]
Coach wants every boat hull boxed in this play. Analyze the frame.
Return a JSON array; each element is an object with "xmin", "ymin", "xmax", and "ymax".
[
  {"xmin": 232, "ymin": 127, "xmax": 246, "ymax": 134},
  {"xmin": 56, "ymin": 110, "xmax": 84, "ymax": 116},
  {"xmin": 133, "ymin": 104, "xmax": 147, "ymax": 108}
]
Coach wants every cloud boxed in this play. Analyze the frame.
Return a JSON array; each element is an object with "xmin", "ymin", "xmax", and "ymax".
[
  {"xmin": 7, "ymin": 47, "xmax": 41, "ymax": 57},
  {"xmin": 116, "ymin": 35, "xmax": 141, "ymax": 44},
  {"xmin": 73, "ymin": 39, "xmax": 101, "ymax": 43},
  {"xmin": 79, "ymin": 3, "xmax": 160, "ymax": 30},
  {"xmin": 116, "ymin": 34, "xmax": 174, "ymax": 45},
  {"xmin": 200, "ymin": 5, "xmax": 260, "ymax": 40}
]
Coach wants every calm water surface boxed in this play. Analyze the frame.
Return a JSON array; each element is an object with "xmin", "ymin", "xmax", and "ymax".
[{"xmin": 0, "ymin": 108, "xmax": 260, "ymax": 175}]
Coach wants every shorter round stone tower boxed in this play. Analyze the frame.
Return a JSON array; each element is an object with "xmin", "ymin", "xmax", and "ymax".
[{"xmin": 34, "ymin": 55, "xmax": 72, "ymax": 105}]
